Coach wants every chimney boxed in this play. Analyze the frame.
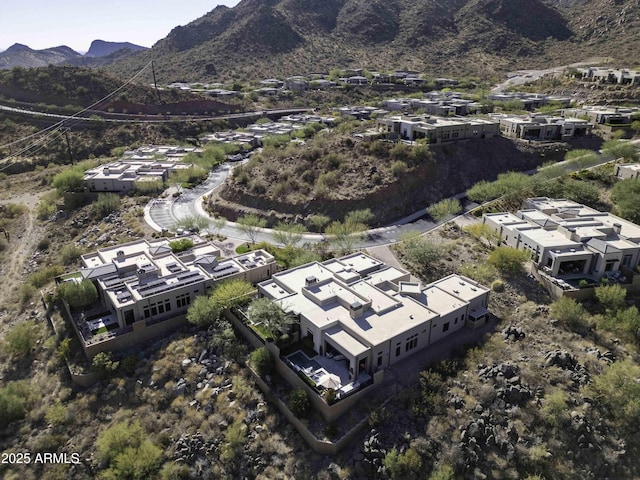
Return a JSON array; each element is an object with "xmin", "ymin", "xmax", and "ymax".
[
  {"xmin": 613, "ymin": 223, "xmax": 622, "ymax": 234},
  {"xmin": 349, "ymin": 301, "xmax": 364, "ymax": 319}
]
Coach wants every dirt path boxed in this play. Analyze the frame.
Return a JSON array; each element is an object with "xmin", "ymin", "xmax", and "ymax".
[{"xmin": 0, "ymin": 192, "xmax": 46, "ymax": 309}]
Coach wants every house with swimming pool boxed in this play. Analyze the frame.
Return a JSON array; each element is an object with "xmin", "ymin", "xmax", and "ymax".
[{"xmin": 257, "ymin": 253, "xmax": 490, "ymax": 383}]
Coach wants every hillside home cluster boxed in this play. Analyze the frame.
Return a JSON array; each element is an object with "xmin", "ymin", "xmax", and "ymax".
[
  {"xmin": 259, "ymin": 253, "xmax": 490, "ymax": 380},
  {"xmin": 83, "ymin": 145, "xmax": 199, "ymax": 192},
  {"xmin": 496, "ymin": 114, "xmax": 593, "ymax": 141},
  {"xmin": 577, "ymin": 67, "xmax": 640, "ymax": 86},
  {"xmin": 201, "ymin": 114, "xmax": 335, "ymax": 147},
  {"xmin": 488, "ymin": 92, "xmax": 571, "ymax": 111},
  {"xmin": 69, "ymin": 236, "xmax": 275, "ymax": 356},
  {"xmin": 382, "ymin": 91, "xmax": 484, "ymax": 116},
  {"xmin": 483, "ymin": 198, "xmax": 640, "ymax": 281},
  {"xmin": 376, "ymin": 114, "xmax": 499, "ymax": 143}
]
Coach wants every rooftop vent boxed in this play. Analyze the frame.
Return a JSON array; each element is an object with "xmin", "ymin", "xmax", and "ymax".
[
  {"xmin": 116, "ymin": 250, "xmax": 125, "ymax": 257},
  {"xmin": 305, "ymin": 275, "xmax": 318, "ymax": 286}
]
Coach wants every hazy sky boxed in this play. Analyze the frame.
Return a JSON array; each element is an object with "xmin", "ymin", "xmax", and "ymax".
[{"xmin": 0, "ymin": 0, "xmax": 241, "ymax": 52}]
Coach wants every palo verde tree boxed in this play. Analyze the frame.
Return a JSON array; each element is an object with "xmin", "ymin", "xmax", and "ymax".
[
  {"xmin": 186, "ymin": 279, "xmax": 254, "ymax": 328},
  {"xmin": 272, "ymin": 222, "xmax": 305, "ymax": 248},
  {"xmin": 237, "ymin": 214, "xmax": 267, "ymax": 244},
  {"xmin": 246, "ymin": 297, "xmax": 295, "ymax": 338}
]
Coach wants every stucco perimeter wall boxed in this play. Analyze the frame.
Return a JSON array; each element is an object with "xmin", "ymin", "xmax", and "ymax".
[
  {"xmin": 80, "ymin": 313, "xmax": 188, "ymax": 359},
  {"xmin": 226, "ymin": 310, "xmax": 383, "ymax": 453}
]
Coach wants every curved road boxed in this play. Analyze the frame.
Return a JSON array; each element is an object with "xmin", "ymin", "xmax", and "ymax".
[{"xmin": 144, "ymin": 160, "xmax": 479, "ymax": 248}]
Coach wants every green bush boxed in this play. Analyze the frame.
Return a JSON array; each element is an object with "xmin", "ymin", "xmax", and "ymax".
[
  {"xmin": 490, "ymin": 279, "xmax": 505, "ymax": 292},
  {"xmin": 585, "ymin": 360, "xmax": 640, "ymax": 428},
  {"xmin": 250, "ymin": 347, "xmax": 273, "ymax": 376},
  {"xmin": 4, "ymin": 320, "xmax": 39, "ymax": 358},
  {"xmin": 92, "ymin": 351, "xmax": 120, "ymax": 375},
  {"xmin": 60, "ymin": 244, "xmax": 82, "ymax": 265},
  {"xmin": 58, "ymin": 279, "xmax": 98, "ymax": 308},
  {"xmin": 540, "ymin": 390, "xmax": 569, "ymax": 427},
  {"xmin": 28, "ymin": 265, "xmax": 64, "ymax": 288},
  {"xmin": 384, "ymin": 447, "xmax": 423, "ymax": 480},
  {"xmin": 168, "ymin": 238, "xmax": 194, "ymax": 253},
  {"xmin": 288, "ymin": 389, "xmax": 310, "ymax": 417},
  {"xmin": 94, "ymin": 193, "xmax": 121, "ymax": 218},
  {"xmin": 488, "ymin": 247, "xmax": 530, "ymax": 274},
  {"xmin": 550, "ymin": 296, "xmax": 587, "ymax": 329},
  {"xmin": 428, "ymin": 198, "xmax": 462, "ymax": 222},
  {"xmin": 96, "ymin": 420, "xmax": 162, "ymax": 479},
  {"xmin": 390, "ymin": 160, "xmax": 408, "ymax": 177},
  {"xmin": 0, "ymin": 381, "xmax": 31, "ymax": 426}
]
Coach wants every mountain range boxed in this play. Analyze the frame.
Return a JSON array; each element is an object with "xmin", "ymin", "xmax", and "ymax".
[
  {"xmin": 107, "ymin": 0, "xmax": 640, "ymax": 82},
  {"xmin": 3, "ymin": 0, "xmax": 639, "ymax": 81},
  {"xmin": 0, "ymin": 40, "xmax": 147, "ymax": 70}
]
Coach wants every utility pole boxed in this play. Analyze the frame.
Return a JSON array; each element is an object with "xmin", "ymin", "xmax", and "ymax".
[
  {"xmin": 63, "ymin": 129, "xmax": 74, "ymax": 165},
  {"xmin": 152, "ymin": 61, "xmax": 162, "ymax": 103}
]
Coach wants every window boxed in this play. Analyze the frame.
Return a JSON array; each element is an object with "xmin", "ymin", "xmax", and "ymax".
[
  {"xmin": 605, "ymin": 260, "xmax": 616, "ymax": 272},
  {"xmin": 623, "ymin": 255, "xmax": 632, "ymax": 267},
  {"xmin": 454, "ymin": 316, "xmax": 458, "ymax": 324},
  {"xmin": 443, "ymin": 322, "xmax": 450, "ymax": 333},
  {"xmin": 176, "ymin": 293, "xmax": 191, "ymax": 308},
  {"xmin": 377, "ymin": 352, "xmax": 383, "ymax": 367},
  {"xmin": 405, "ymin": 333, "xmax": 418, "ymax": 352},
  {"xmin": 395, "ymin": 342, "xmax": 401, "ymax": 357}
]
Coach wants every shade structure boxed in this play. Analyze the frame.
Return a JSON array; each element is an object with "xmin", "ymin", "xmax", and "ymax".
[{"xmin": 317, "ymin": 373, "xmax": 341, "ymax": 390}]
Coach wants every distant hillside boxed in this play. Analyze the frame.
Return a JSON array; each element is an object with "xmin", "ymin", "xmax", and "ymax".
[
  {"xmin": 0, "ymin": 43, "xmax": 82, "ymax": 69},
  {"xmin": 85, "ymin": 40, "xmax": 147, "ymax": 58},
  {"xmin": 107, "ymin": 0, "xmax": 640, "ymax": 83}
]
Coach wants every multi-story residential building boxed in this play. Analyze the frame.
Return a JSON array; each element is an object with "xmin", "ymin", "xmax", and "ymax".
[
  {"xmin": 258, "ymin": 253, "xmax": 490, "ymax": 382},
  {"xmin": 497, "ymin": 114, "xmax": 593, "ymax": 140},
  {"xmin": 66, "ymin": 236, "xmax": 276, "ymax": 357},
  {"xmin": 83, "ymin": 145, "xmax": 200, "ymax": 192},
  {"xmin": 483, "ymin": 198, "xmax": 640, "ymax": 281},
  {"xmin": 376, "ymin": 114, "xmax": 499, "ymax": 143},
  {"xmin": 561, "ymin": 106, "xmax": 639, "ymax": 125}
]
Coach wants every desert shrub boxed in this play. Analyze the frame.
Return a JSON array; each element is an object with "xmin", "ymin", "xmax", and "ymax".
[
  {"xmin": 56, "ymin": 337, "xmax": 73, "ymax": 361},
  {"xmin": 611, "ymin": 178, "xmax": 640, "ymax": 223},
  {"xmin": 4, "ymin": 320, "xmax": 39, "ymax": 358},
  {"xmin": 52, "ymin": 169, "xmax": 84, "ymax": 193},
  {"xmin": 134, "ymin": 179, "xmax": 164, "ymax": 194},
  {"xmin": 250, "ymin": 347, "xmax": 273, "ymax": 376},
  {"xmin": 585, "ymin": 360, "xmax": 640, "ymax": 428},
  {"xmin": 288, "ymin": 389, "xmax": 310, "ymax": 417},
  {"xmin": 398, "ymin": 232, "xmax": 443, "ymax": 267},
  {"xmin": 20, "ymin": 283, "xmax": 37, "ymax": 305},
  {"xmin": 0, "ymin": 381, "xmax": 32, "ymax": 425},
  {"xmin": 488, "ymin": 247, "xmax": 530, "ymax": 274},
  {"xmin": 595, "ymin": 284, "xmax": 627, "ymax": 313},
  {"xmin": 92, "ymin": 351, "xmax": 120, "ymax": 375},
  {"xmin": 540, "ymin": 390, "xmax": 569, "ymax": 427},
  {"xmin": 97, "ymin": 420, "xmax": 162, "ymax": 479},
  {"xmin": 3, "ymin": 203, "xmax": 28, "ymax": 218},
  {"xmin": 428, "ymin": 198, "xmax": 462, "ymax": 222},
  {"xmin": 428, "ymin": 463, "xmax": 456, "ymax": 480},
  {"xmin": 60, "ymin": 244, "xmax": 82, "ymax": 265},
  {"xmin": 28, "ymin": 264, "xmax": 64, "ymax": 288},
  {"xmin": 490, "ymin": 279, "xmax": 505, "ymax": 292},
  {"xmin": 384, "ymin": 447, "xmax": 423, "ymax": 480},
  {"xmin": 323, "ymin": 388, "xmax": 337, "ymax": 405},
  {"xmin": 45, "ymin": 402, "xmax": 69, "ymax": 426},
  {"xmin": 37, "ymin": 237, "xmax": 51, "ymax": 251},
  {"xmin": 250, "ymin": 179, "xmax": 267, "ymax": 194},
  {"xmin": 93, "ymin": 193, "xmax": 121, "ymax": 218},
  {"xmin": 550, "ymin": 296, "xmax": 588, "ymax": 329},
  {"xmin": 390, "ymin": 160, "xmax": 408, "ymax": 177}
]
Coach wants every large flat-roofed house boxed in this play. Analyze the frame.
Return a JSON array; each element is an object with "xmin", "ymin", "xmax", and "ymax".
[
  {"xmin": 376, "ymin": 114, "xmax": 499, "ymax": 143},
  {"xmin": 483, "ymin": 198, "xmax": 640, "ymax": 279},
  {"xmin": 258, "ymin": 253, "xmax": 489, "ymax": 380},
  {"xmin": 70, "ymin": 237, "xmax": 276, "ymax": 356}
]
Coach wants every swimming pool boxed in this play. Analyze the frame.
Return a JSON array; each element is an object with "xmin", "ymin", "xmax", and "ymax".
[{"xmin": 287, "ymin": 351, "xmax": 322, "ymax": 371}]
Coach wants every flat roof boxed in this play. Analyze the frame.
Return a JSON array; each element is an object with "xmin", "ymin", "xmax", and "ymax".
[
  {"xmin": 431, "ymin": 274, "xmax": 490, "ymax": 302},
  {"xmin": 420, "ymin": 285, "xmax": 467, "ymax": 315},
  {"xmin": 325, "ymin": 325, "xmax": 369, "ymax": 357}
]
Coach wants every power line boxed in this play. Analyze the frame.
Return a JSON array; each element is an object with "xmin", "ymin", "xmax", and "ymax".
[{"xmin": 0, "ymin": 61, "xmax": 153, "ymax": 164}]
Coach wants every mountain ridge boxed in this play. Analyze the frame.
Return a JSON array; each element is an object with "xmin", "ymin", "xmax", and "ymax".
[{"xmin": 107, "ymin": 0, "xmax": 640, "ymax": 82}]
